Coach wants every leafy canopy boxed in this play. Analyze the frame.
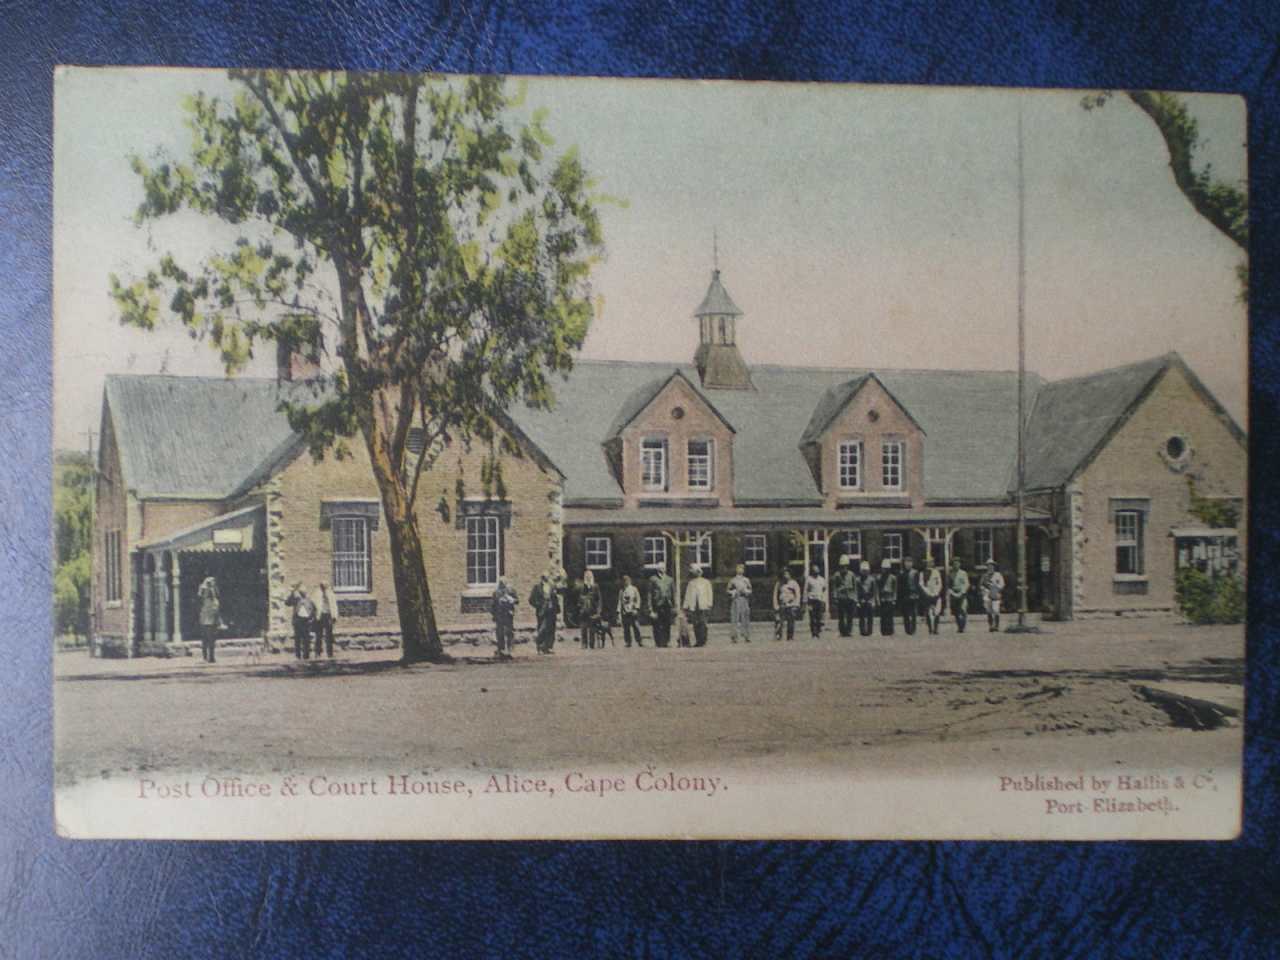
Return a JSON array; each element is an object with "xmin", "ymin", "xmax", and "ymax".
[{"xmin": 112, "ymin": 71, "xmax": 607, "ymax": 487}]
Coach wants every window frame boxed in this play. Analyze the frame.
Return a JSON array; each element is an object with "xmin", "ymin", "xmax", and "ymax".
[
  {"xmin": 643, "ymin": 535, "xmax": 668, "ymax": 571},
  {"xmin": 332, "ymin": 515, "xmax": 374, "ymax": 593},
  {"xmin": 694, "ymin": 531, "xmax": 713, "ymax": 570},
  {"xmin": 974, "ymin": 528, "xmax": 994, "ymax": 566},
  {"xmin": 841, "ymin": 530, "xmax": 862, "ymax": 561},
  {"xmin": 838, "ymin": 439, "xmax": 863, "ymax": 490},
  {"xmin": 583, "ymin": 535, "xmax": 613, "ymax": 571},
  {"xmin": 1114, "ymin": 510, "xmax": 1144, "ymax": 576},
  {"xmin": 640, "ymin": 436, "xmax": 669, "ymax": 492},
  {"xmin": 104, "ymin": 529, "xmax": 122, "ymax": 604},
  {"xmin": 743, "ymin": 533, "xmax": 767, "ymax": 568},
  {"xmin": 881, "ymin": 439, "xmax": 904, "ymax": 491},
  {"xmin": 883, "ymin": 531, "xmax": 903, "ymax": 564},
  {"xmin": 463, "ymin": 514, "xmax": 503, "ymax": 589},
  {"xmin": 687, "ymin": 437, "xmax": 715, "ymax": 491}
]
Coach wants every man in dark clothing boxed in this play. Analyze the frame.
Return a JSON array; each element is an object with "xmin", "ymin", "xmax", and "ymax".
[
  {"xmin": 878, "ymin": 559, "xmax": 898, "ymax": 636},
  {"xmin": 577, "ymin": 571, "xmax": 602, "ymax": 649},
  {"xmin": 286, "ymin": 583, "xmax": 315, "ymax": 659},
  {"xmin": 855, "ymin": 561, "xmax": 878, "ymax": 637},
  {"xmin": 648, "ymin": 562, "xmax": 676, "ymax": 648},
  {"xmin": 832, "ymin": 554, "xmax": 857, "ymax": 638},
  {"xmin": 491, "ymin": 577, "xmax": 518, "ymax": 659},
  {"xmin": 528, "ymin": 572, "xmax": 559, "ymax": 654},
  {"xmin": 900, "ymin": 556, "xmax": 921, "ymax": 636}
]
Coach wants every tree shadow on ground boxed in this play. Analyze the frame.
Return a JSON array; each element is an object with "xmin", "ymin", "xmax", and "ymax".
[
  {"xmin": 54, "ymin": 652, "xmax": 523, "ymax": 685},
  {"xmin": 924, "ymin": 658, "xmax": 1243, "ymax": 686}
]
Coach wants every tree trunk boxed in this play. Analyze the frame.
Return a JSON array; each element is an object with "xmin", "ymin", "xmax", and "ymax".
[
  {"xmin": 360, "ymin": 406, "xmax": 447, "ymax": 664},
  {"xmin": 384, "ymin": 502, "xmax": 446, "ymax": 663}
]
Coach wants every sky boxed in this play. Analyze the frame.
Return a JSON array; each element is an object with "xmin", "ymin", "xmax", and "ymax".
[{"xmin": 52, "ymin": 68, "xmax": 1248, "ymax": 451}]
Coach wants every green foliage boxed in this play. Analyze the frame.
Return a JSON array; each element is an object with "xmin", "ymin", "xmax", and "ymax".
[
  {"xmin": 113, "ymin": 70, "xmax": 609, "ymax": 496},
  {"xmin": 1186, "ymin": 477, "xmax": 1239, "ymax": 528},
  {"xmin": 54, "ymin": 455, "xmax": 94, "ymax": 637},
  {"xmin": 1175, "ymin": 566, "xmax": 1244, "ymax": 625}
]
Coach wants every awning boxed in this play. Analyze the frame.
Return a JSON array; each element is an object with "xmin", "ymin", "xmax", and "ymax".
[
  {"xmin": 1170, "ymin": 526, "xmax": 1238, "ymax": 539},
  {"xmin": 136, "ymin": 503, "xmax": 263, "ymax": 554}
]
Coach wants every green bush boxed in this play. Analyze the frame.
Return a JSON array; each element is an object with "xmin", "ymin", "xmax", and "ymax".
[{"xmin": 1175, "ymin": 566, "xmax": 1244, "ymax": 624}]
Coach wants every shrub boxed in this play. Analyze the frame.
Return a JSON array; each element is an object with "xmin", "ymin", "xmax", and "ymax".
[{"xmin": 1175, "ymin": 566, "xmax": 1244, "ymax": 624}]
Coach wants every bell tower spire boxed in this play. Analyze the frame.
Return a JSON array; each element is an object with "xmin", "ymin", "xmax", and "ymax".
[{"xmin": 693, "ymin": 238, "xmax": 753, "ymax": 390}]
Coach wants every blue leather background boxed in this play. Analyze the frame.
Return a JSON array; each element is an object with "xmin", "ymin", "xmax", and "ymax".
[{"xmin": 3, "ymin": 2, "xmax": 1278, "ymax": 956}]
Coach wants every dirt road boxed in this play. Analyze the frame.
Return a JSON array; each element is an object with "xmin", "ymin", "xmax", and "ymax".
[{"xmin": 54, "ymin": 618, "xmax": 1244, "ymax": 787}]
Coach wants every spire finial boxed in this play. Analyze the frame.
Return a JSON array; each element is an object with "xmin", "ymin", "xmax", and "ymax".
[{"xmin": 713, "ymin": 227, "xmax": 719, "ymax": 273}]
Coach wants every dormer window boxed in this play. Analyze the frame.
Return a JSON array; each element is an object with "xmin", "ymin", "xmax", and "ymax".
[
  {"xmin": 641, "ymin": 437, "xmax": 668, "ymax": 491},
  {"xmin": 688, "ymin": 438, "xmax": 714, "ymax": 490},
  {"xmin": 838, "ymin": 440, "xmax": 862, "ymax": 489},
  {"xmin": 882, "ymin": 440, "xmax": 904, "ymax": 490}
]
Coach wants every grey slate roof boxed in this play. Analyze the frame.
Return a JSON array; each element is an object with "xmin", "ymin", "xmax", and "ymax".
[
  {"xmin": 104, "ymin": 375, "xmax": 314, "ymax": 499},
  {"xmin": 693, "ymin": 270, "xmax": 743, "ymax": 317},
  {"xmin": 510, "ymin": 360, "xmax": 1043, "ymax": 505},
  {"xmin": 605, "ymin": 370, "xmax": 735, "ymax": 439},
  {"xmin": 1021, "ymin": 354, "xmax": 1171, "ymax": 491}
]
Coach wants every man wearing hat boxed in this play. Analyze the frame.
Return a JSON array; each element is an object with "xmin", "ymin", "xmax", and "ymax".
[
  {"xmin": 832, "ymin": 554, "xmax": 857, "ymax": 638},
  {"xmin": 900, "ymin": 556, "xmax": 922, "ymax": 636},
  {"xmin": 648, "ymin": 561, "xmax": 676, "ymax": 648},
  {"xmin": 854, "ymin": 560, "xmax": 878, "ymax": 637},
  {"xmin": 877, "ymin": 558, "xmax": 898, "ymax": 636},
  {"xmin": 922, "ymin": 559, "xmax": 944, "ymax": 635},
  {"xmin": 683, "ymin": 563, "xmax": 714, "ymax": 647},
  {"xmin": 804, "ymin": 563, "xmax": 828, "ymax": 639},
  {"xmin": 980, "ymin": 559, "xmax": 1006, "ymax": 632},
  {"xmin": 948, "ymin": 558, "xmax": 970, "ymax": 633},
  {"xmin": 727, "ymin": 564, "xmax": 753, "ymax": 644},
  {"xmin": 528, "ymin": 570, "xmax": 560, "ymax": 654}
]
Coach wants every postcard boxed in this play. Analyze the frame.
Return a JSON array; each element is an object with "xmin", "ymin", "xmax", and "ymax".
[{"xmin": 53, "ymin": 68, "xmax": 1246, "ymax": 839}]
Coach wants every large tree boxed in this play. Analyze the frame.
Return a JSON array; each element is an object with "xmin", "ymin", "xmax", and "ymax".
[
  {"xmin": 1084, "ymin": 90, "xmax": 1248, "ymax": 292},
  {"xmin": 111, "ymin": 71, "xmax": 605, "ymax": 662}
]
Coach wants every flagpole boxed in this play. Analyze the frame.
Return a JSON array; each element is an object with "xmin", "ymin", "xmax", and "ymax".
[{"xmin": 1015, "ymin": 103, "xmax": 1030, "ymax": 629}]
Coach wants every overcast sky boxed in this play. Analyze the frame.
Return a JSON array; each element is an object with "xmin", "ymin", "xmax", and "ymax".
[{"xmin": 53, "ymin": 68, "xmax": 1247, "ymax": 450}]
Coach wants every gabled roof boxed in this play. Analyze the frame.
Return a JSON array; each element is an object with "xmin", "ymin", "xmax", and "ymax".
[
  {"xmin": 105, "ymin": 374, "xmax": 564, "ymax": 502},
  {"xmin": 1021, "ymin": 354, "xmax": 1170, "ymax": 490},
  {"xmin": 800, "ymin": 372, "xmax": 926, "ymax": 444},
  {"xmin": 693, "ymin": 270, "xmax": 743, "ymax": 317},
  {"xmin": 511, "ymin": 361, "xmax": 1039, "ymax": 504},
  {"xmin": 1022, "ymin": 352, "xmax": 1245, "ymax": 490},
  {"xmin": 604, "ymin": 369, "xmax": 735, "ymax": 439},
  {"xmin": 104, "ymin": 375, "xmax": 317, "ymax": 500}
]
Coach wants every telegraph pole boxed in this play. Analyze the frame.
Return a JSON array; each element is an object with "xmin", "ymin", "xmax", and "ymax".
[{"xmin": 1010, "ymin": 103, "xmax": 1037, "ymax": 634}]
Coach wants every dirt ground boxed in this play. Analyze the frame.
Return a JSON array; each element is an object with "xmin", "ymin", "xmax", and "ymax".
[{"xmin": 54, "ymin": 617, "xmax": 1244, "ymax": 787}]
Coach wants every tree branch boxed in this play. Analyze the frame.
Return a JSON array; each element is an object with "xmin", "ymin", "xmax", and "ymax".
[{"xmin": 1127, "ymin": 90, "xmax": 1248, "ymax": 250}]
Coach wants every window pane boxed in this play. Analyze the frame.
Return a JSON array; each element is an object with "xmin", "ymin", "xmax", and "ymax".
[
  {"xmin": 641, "ymin": 439, "xmax": 667, "ymax": 489},
  {"xmin": 842, "ymin": 531, "xmax": 862, "ymax": 558},
  {"xmin": 643, "ymin": 536, "xmax": 668, "ymax": 569},
  {"xmin": 688, "ymin": 439, "xmax": 712, "ymax": 489},
  {"xmin": 466, "ymin": 515, "xmax": 500, "ymax": 587},
  {"xmin": 585, "ymin": 536, "xmax": 611, "ymax": 569},
  {"xmin": 839, "ymin": 441, "xmax": 861, "ymax": 489},
  {"xmin": 884, "ymin": 533, "xmax": 902, "ymax": 561},
  {"xmin": 744, "ymin": 534, "xmax": 766, "ymax": 566},
  {"xmin": 882, "ymin": 441, "xmax": 903, "ymax": 489},
  {"xmin": 332, "ymin": 516, "xmax": 371, "ymax": 591}
]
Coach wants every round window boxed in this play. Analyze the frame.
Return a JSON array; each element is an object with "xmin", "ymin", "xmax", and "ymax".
[
  {"xmin": 1166, "ymin": 435, "xmax": 1187, "ymax": 459},
  {"xmin": 868, "ymin": 409, "xmax": 880, "ymax": 423},
  {"xmin": 672, "ymin": 406, "xmax": 686, "ymax": 420}
]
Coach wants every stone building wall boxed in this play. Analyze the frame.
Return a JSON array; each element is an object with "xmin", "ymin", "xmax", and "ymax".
[{"xmin": 1075, "ymin": 364, "xmax": 1246, "ymax": 615}]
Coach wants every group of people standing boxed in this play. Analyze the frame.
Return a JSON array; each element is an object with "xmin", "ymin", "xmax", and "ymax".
[
  {"xmin": 492, "ymin": 553, "xmax": 1010, "ymax": 657},
  {"xmin": 284, "ymin": 582, "xmax": 339, "ymax": 659}
]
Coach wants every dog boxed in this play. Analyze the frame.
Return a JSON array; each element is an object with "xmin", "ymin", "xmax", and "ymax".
[
  {"xmin": 243, "ymin": 639, "xmax": 265, "ymax": 665},
  {"xmin": 590, "ymin": 616, "xmax": 616, "ymax": 648}
]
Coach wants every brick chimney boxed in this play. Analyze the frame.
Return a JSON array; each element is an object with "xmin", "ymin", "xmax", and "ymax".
[{"xmin": 276, "ymin": 335, "xmax": 321, "ymax": 382}]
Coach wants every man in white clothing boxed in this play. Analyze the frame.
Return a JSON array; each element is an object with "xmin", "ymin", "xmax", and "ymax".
[{"xmin": 683, "ymin": 563, "xmax": 714, "ymax": 647}]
